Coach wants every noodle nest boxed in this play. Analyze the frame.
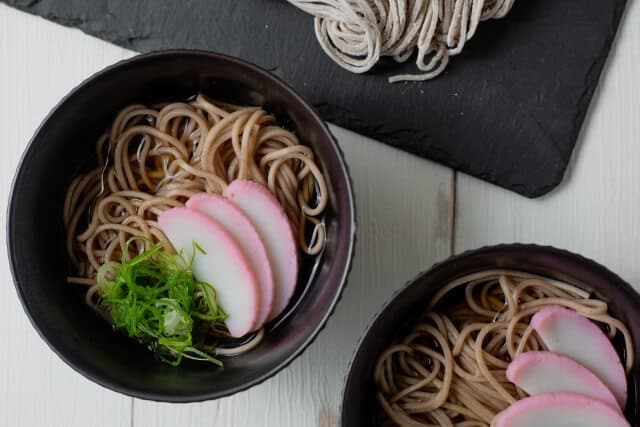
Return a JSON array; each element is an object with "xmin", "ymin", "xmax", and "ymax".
[
  {"xmin": 374, "ymin": 270, "xmax": 634, "ymax": 427},
  {"xmin": 288, "ymin": 0, "xmax": 516, "ymax": 82},
  {"xmin": 64, "ymin": 95, "xmax": 327, "ymax": 316}
]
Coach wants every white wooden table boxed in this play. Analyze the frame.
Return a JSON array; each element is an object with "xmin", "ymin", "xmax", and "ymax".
[{"xmin": 1, "ymin": 3, "xmax": 639, "ymax": 426}]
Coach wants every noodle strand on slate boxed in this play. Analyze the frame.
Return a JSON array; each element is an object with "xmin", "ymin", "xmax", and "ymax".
[
  {"xmin": 374, "ymin": 270, "xmax": 634, "ymax": 426},
  {"xmin": 287, "ymin": 0, "xmax": 516, "ymax": 82}
]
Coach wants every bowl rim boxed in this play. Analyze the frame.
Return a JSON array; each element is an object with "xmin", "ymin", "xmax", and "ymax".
[
  {"xmin": 340, "ymin": 243, "xmax": 640, "ymax": 425},
  {"xmin": 6, "ymin": 49, "xmax": 357, "ymax": 402}
]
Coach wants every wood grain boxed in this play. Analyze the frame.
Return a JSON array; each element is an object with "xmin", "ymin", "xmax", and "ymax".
[
  {"xmin": 0, "ymin": 5, "xmax": 133, "ymax": 427},
  {"xmin": 3, "ymin": 0, "xmax": 640, "ymax": 424}
]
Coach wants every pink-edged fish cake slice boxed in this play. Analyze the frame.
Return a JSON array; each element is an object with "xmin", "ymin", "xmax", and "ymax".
[
  {"xmin": 507, "ymin": 352, "xmax": 620, "ymax": 411},
  {"xmin": 493, "ymin": 393, "xmax": 630, "ymax": 427},
  {"xmin": 531, "ymin": 306, "xmax": 627, "ymax": 408},
  {"xmin": 187, "ymin": 192, "xmax": 275, "ymax": 328},
  {"xmin": 225, "ymin": 180, "xmax": 298, "ymax": 320},
  {"xmin": 158, "ymin": 207, "xmax": 260, "ymax": 337}
]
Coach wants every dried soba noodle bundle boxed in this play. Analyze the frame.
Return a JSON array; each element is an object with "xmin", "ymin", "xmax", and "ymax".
[
  {"xmin": 287, "ymin": 0, "xmax": 516, "ymax": 82},
  {"xmin": 64, "ymin": 95, "xmax": 327, "ymax": 313},
  {"xmin": 374, "ymin": 270, "xmax": 634, "ymax": 426}
]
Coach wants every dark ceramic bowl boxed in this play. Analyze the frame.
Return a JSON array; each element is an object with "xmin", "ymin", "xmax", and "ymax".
[
  {"xmin": 7, "ymin": 50, "xmax": 355, "ymax": 402},
  {"xmin": 342, "ymin": 244, "xmax": 640, "ymax": 426}
]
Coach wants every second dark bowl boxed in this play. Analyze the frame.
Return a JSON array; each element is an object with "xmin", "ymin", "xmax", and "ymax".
[
  {"xmin": 341, "ymin": 244, "xmax": 640, "ymax": 426},
  {"xmin": 7, "ymin": 50, "xmax": 356, "ymax": 402}
]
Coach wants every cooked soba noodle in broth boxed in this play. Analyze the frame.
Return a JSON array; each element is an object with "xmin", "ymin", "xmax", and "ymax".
[
  {"xmin": 64, "ymin": 94, "xmax": 327, "ymax": 359},
  {"xmin": 374, "ymin": 271, "xmax": 634, "ymax": 426}
]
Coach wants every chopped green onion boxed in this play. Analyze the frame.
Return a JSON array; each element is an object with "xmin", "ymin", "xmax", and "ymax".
[{"xmin": 96, "ymin": 238, "xmax": 226, "ymax": 367}]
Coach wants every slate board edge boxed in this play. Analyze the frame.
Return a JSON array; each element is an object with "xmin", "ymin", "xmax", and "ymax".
[
  {"xmin": 3, "ymin": 1, "xmax": 628, "ymax": 198},
  {"xmin": 556, "ymin": 0, "xmax": 629, "ymax": 198}
]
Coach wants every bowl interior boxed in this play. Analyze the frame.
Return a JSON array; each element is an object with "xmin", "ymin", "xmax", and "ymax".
[
  {"xmin": 8, "ymin": 51, "xmax": 355, "ymax": 401},
  {"xmin": 341, "ymin": 245, "xmax": 640, "ymax": 426}
]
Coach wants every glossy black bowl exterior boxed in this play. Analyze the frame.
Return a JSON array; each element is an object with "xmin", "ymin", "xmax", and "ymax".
[
  {"xmin": 7, "ymin": 50, "xmax": 355, "ymax": 402},
  {"xmin": 342, "ymin": 244, "xmax": 640, "ymax": 426}
]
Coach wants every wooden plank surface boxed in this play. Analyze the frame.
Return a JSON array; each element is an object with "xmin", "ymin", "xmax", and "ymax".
[
  {"xmin": 0, "ymin": 4, "xmax": 454, "ymax": 426},
  {"xmin": 454, "ymin": 0, "xmax": 640, "ymax": 291},
  {"xmin": 0, "ymin": 5, "xmax": 133, "ymax": 427},
  {"xmin": 3, "ymin": 0, "xmax": 640, "ymax": 424}
]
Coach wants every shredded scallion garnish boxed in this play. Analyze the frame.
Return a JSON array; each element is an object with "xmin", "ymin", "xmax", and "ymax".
[{"xmin": 96, "ymin": 239, "xmax": 227, "ymax": 366}]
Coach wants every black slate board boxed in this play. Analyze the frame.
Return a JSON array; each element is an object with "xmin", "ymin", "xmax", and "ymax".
[{"xmin": 4, "ymin": 0, "xmax": 627, "ymax": 197}]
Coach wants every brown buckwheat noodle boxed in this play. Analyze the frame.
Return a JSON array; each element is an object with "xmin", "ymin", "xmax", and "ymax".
[
  {"xmin": 64, "ymin": 95, "xmax": 328, "ymax": 352},
  {"xmin": 374, "ymin": 270, "xmax": 634, "ymax": 426},
  {"xmin": 287, "ymin": 0, "xmax": 516, "ymax": 82}
]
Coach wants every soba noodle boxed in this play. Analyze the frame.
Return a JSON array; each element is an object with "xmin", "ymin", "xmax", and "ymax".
[
  {"xmin": 374, "ymin": 270, "xmax": 634, "ymax": 426},
  {"xmin": 64, "ymin": 95, "xmax": 327, "ymax": 340},
  {"xmin": 287, "ymin": 0, "xmax": 516, "ymax": 82}
]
